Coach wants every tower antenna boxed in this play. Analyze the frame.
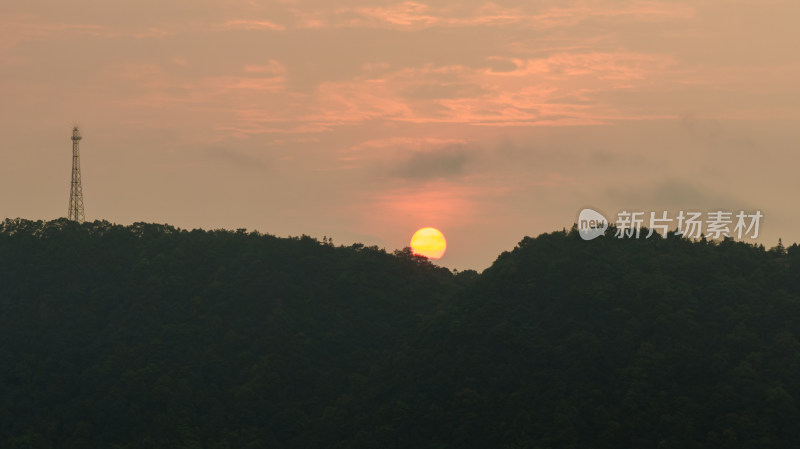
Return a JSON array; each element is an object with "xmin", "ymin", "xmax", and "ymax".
[{"xmin": 68, "ymin": 126, "xmax": 85, "ymax": 222}]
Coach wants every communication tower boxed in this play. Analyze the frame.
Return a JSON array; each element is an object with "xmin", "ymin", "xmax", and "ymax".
[{"xmin": 68, "ymin": 127, "xmax": 85, "ymax": 222}]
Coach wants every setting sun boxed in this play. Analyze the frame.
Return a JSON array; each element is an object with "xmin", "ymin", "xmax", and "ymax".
[{"xmin": 410, "ymin": 227, "xmax": 447, "ymax": 260}]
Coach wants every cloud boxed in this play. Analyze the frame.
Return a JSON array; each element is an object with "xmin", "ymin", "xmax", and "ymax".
[
  {"xmin": 243, "ymin": 61, "xmax": 287, "ymax": 75},
  {"xmin": 490, "ymin": 52, "xmax": 675, "ymax": 81},
  {"xmin": 350, "ymin": 2, "xmax": 438, "ymax": 28},
  {"xmin": 206, "ymin": 146, "xmax": 269, "ymax": 171},
  {"xmin": 392, "ymin": 145, "xmax": 470, "ymax": 180},
  {"xmin": 402, "ymin": 82, "xmax": 487, "ymax": 100},
  {"xmin": 0, "ymin": 16, "xmax": 173, "ymax": 50},
  {"xmin": 285, "ymin": 1, "xmax": 694, "ymax": 31},
  {"xmin": 607, "ymin": 178, "xmax": 747, "ymax": 211},
  {"xmin": 361, "ymin": 181, "xmax": 484, "ymax": 230},
  {"xmin": 346, "ymin": 137, "xmax": 468, "ymax": 153},
  {"xmin": 221, "ymin": 19, "xmax": 285, "ymax": 31}
]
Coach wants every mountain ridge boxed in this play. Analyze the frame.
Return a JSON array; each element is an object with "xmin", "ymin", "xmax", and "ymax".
[{"xmin": 1, "ymin": 218, "xmax": 798, "ymax": 448}]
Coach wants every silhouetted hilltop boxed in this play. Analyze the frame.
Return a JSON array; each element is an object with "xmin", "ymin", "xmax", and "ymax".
[
  {"xmin": 340, "ymin": 229, "xmax": 800, "ymax": 448},
  {"xmin": 1, "ymin": 219, "xmax": 798, "ymax": 448}
]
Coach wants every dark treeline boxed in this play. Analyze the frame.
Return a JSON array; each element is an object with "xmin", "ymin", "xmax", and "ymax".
[{"xmin": 1, "ymin": 218, "xmax": 798, "ymax": 448}]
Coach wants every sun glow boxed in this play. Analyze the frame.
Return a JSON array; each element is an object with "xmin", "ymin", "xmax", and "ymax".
[{"xmin": 410, "ymin": 227, "xmax": 447, "ymax": 260}]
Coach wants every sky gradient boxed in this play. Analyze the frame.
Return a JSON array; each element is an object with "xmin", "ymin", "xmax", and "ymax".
[{"xmin": 1, "ymin": 0, "xmax": 798, "ymax": 270}]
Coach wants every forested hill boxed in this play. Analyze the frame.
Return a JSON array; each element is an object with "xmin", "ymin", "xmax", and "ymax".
[{"xmin": 1, "ymin": 219, "xmax": 799, "ymax": 449}]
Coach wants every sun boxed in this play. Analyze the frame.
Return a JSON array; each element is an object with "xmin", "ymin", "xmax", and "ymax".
[{"xmin": 410, "ymin": 227, "xmax": 447, "ymax": 260}]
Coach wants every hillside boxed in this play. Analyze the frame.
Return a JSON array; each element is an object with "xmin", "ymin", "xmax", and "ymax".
[
  {"xmin": 1, "ymin": 219, "xmax": 799, "ymax": 448},
  {"xmin": 337, "ymin": 230, "xmax": 800, "ymax": 448}
]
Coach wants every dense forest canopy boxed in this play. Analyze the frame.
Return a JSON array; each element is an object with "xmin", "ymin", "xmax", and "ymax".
[{"xmin": 1, "ymin": 218, "xmax": 798, "ymax": 448}]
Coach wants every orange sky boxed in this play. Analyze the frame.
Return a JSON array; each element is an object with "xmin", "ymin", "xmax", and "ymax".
[{"xmin": 1, "ymin": 0, "xmax": 798, "ymax": 270}]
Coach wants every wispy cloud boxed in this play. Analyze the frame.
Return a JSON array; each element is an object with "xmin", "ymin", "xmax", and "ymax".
[
  {"xmin": 221, "ymin": 19, "xmax": 285, "ymax": 31},
  {"xmin": 0, "ymin": 16, "xmax": 173, "ymax": 50},
  {"xmin": 288, "ymin": 1, "xmax": 694, "ymax": 31},
  {"xmin": 391, "ymin": 144, "xmax": 470, "ymax": 180}
]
